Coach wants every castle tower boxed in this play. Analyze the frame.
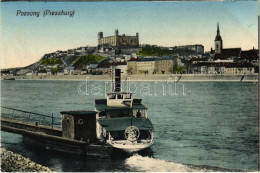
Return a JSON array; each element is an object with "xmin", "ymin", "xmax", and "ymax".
[
  {"xmin": 98, "ymin": 32, "xmax": 103, "ymax": 45},
  {"xmin": 215, "ymin": 23, "xmax": 223, "ymax": 54},
  {"xmin": 136, "ymin": 32, "xmax": 139, "ymax": 47},
  {"xmin": 115, "ymin": 29, "xmax": 119, "ymax": 36}
]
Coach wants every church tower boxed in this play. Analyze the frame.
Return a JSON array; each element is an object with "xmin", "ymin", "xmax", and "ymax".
[{"xmin": 215, "ymin": 23, "xmax": 223, "ymax": 54}]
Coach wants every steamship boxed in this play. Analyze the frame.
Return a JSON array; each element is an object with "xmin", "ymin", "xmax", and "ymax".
[{"xmin": 95, "ymin": 69, "xmax": 154, "ymax": 153}]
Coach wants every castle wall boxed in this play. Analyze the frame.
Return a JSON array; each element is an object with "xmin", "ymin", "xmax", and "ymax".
[
  {"xmin": 117, "ymin": 35, "xmax": 139, "ymax": 47},
  {"xmin": 99, "ymin": 36, "xmax": 117, "ymax": 46},
  {"xmin": 98, "ymin": 30, "xmax": 139, "ymax": 48}
]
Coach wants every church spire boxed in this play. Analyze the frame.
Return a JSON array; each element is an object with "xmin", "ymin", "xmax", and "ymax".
[
  {"xmin": 215, "ymin": 22, "xmax": 223, "ymax": 54},
  {"xmin": 217, "ymin": 23, "xmax": 220, "ymax": 35}
]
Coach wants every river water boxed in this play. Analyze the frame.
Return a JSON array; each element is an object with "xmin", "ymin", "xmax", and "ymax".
[{"xmin": 1, "ymin": 79, "xmax": 258, "ymax": 171}]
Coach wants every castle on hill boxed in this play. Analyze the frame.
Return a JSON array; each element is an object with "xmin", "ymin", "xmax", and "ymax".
[{"xmin": 98, "ymin": 29, "xmax": 139, "ymax": 48}]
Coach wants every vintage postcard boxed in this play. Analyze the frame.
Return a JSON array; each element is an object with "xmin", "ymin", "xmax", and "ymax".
[{"xmin": 0, "ymin": 0, "xmax": 259, "ymax": 172}]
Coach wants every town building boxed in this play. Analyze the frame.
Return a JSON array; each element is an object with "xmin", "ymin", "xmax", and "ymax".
[
  {"xmin": 67, "ymin": 49, "xmax": 75, "ymax": 56},
  {"xmin": 214, "ymin": 48, "xmax": 241, "ymax": 61},
  {"xmin": 37, "ymin": 69, "xmax": 48, "ymax": 76},
  {"xmin": 240, "ymin": 48, "xmax": 259, "ymax": 63},
  {"xmin": 176, "ymin": 44, "xmax": 204, "ymax": 54},
  {"xmin": 127, "ymin": 60, "xmax": 138, "ymax": 75},
  {"xmin": 74, "ymin": 65, "xmax": 84, "ymax": 75},
  {"xmin": 98, "ymin": 29, "xmax": 139, "ymax": 48},
  {"xmin": 225, "ymin": 66, "xmax": 255, "ymax": 74},
  {"xmin": 191, "ymin": 62, "xmax": 255, "ymax": 74},
  {"xmin": 17, "ymin": 68, "xmax": 30, "ymax": 76},
  {"xmin": 190, "ymin": 57, "xmax": 208, "ymax": 64},
  {"xmin": 64, "ymin": 66, "xmax": 75, "ymax": 75},
  {"xmin": 127, "ymin": 56, "xmax": 178, "ymax": 74},
  {"xmin": 115, "ymin": 65, "xmax": 128, "ymax": 75},
  {"xmin": 1, "ymin": 70, "xmax": 11, "ymax": 76},
  {"xmin": 136, "ymin": 60, "xmax": 156, "ymax": 74},
  {"xmin": 155, "ymin": 57, "xmax": 176, "ymax": 74},
  {"xmin": 94, "ymin": 62, "xmax": 126, "ymax": 75}
]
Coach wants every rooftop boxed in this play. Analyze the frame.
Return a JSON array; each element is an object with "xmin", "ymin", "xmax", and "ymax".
[
  {"xmin": 214, "ymin": 48, "xmax": 241, "ymax": 60},
  {"xmin": 60, "ymin": 110, "xmax": 98, "ymax": 115},
  {"xmin": 190, "ymin": 57, "xmax": 208, "ymax": 62},
  {"xmin": 240, "ymin": 49, "xmax": 259, "ymax": 60},
  {"xmin": 128, "ymin": 56, "xmax": 177, "ymax": 62},
  {"xmin": 193, "ymin": 62, "xmax": 254, "ymax": 68},
  {"xmin": 95, "ymin": 103, "xmax": 147, "ymax": 110},
  {"xmin": 98, "ymin": 117, "xmax": 153, "ymax": 131},
  {"xmin": 97, "ymin": 61, "xmax": 126, "ymax": 68}
]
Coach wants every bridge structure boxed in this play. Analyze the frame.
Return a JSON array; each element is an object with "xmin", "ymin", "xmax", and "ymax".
[{"xmin": 1, "ymin": 107, "xmax": 112, "ymax": 159}]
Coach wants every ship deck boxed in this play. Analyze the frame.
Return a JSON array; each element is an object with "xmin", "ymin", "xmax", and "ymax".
[{"xmin": 95, "ymin": 99, "xmax": 147, "ymax": 110}]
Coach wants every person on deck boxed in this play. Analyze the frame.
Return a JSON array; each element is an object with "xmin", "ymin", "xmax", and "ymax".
[{"xmin": 136, "ymin": 110, "xmax": 141, "ymax": 118}]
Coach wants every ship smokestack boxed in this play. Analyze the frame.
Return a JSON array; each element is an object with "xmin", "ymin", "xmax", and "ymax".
[{"xmin": 114, "ymin": 69, "xmax": 121, "ymax": 92}]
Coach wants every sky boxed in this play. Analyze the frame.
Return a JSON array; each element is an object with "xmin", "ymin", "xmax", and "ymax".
[{"xmin": 1, "ymin": 1, "xmax": 258, "ymax": 68}]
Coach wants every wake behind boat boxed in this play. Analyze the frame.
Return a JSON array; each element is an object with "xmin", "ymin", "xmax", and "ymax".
[{"xmin": 95, "ymin": 69, "xmax": 154, "ymax": 153}]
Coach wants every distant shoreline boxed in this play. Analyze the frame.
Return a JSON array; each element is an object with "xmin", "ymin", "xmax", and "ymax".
[{"xmin": 1, "ymin": 74, "xmax": 258, "ymax": 82}]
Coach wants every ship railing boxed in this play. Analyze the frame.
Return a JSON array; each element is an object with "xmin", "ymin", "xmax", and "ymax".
[{"xmin": 1, "ymin": 106, "xmax": 61, "ymax": 128}]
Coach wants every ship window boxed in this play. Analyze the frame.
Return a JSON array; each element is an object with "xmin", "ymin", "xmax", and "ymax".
[
  {"xmin": 109, "ymin": 94, "xmax": 116, "ymax": 99},
  {"xmin": 78, "ymin": 119, "xmax": 84, "ymax": 125},
  {"xmin": 125, "ymin": 94, "xmax": 131, "ymax": 99},
  {"xmin": 118, "ymin": 94, "xmax": 123, "ymax": 99},
  {"xmin": 136, "ymin": 110, "xmax": 142, "ymax": 118}
]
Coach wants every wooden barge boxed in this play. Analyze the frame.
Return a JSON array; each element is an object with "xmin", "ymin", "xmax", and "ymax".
[{"xmin": 1, "ymin": 108, "xmax": 112, "ymax": 159}]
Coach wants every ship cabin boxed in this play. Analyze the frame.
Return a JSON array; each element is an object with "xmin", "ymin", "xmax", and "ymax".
[
  {"xmin": 95, "ymin": 92, "xmax": 148, "ymax": 119},
  {"xmin": 95, "ymin": 94, "xmax": 153, "ymax": 142},
  {"xmin": 61, "ymin": 110, "xmax": 98, "ymax": 143},
  {"xmin": 106, "ymin": 92, "xmax": 133, "ymax": 107},
  {"xmin": 94, "ymin": 68, "xmax": 153, "ymax": 144}
]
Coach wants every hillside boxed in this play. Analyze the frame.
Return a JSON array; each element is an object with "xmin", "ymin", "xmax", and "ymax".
[
  {"xmin": 72, "ymin": 54, "xmax": 105, "ymax": 67},
  {"xmin": 137, "ymin": 45, "xmax": 197, "ymax": 56},
  {"xmin": 36, "ymin": 53, "xmax": 105, "ymax": 68},
  {"xmin": 40, "ymin": 58, "xmax": 62, "ymax": 65}
]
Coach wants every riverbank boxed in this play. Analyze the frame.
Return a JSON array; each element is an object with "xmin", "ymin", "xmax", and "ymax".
[
  {"xmin": 1, "ymin": 73, "xmax": 259, "ymax": 82},
  {"xmin": 0, "ymin": 148, "xmax": 52, "ymax": 172}
]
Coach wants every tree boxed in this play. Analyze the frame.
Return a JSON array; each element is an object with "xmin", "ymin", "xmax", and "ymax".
[
  {"xmin": 127, "ymin": 67, "xmax": 133, "ymax": 75},
  {"xmin": 51, "ymin": 67, "xmax": 59, "ymax": 75},
  {"xmin": 153, "ymin": 68, "xmax": 158, "ymax": 74},
  {"xmin": 172, "ymin": 64, "xmax": 186, "ymax": 74},
  {"xmin": 40, "ymin": 58, "xmax": 62, "ymax": 65}
]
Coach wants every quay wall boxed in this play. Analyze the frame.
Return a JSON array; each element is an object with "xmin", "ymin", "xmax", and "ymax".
[
  {"xmin": 2, "ymin": 74, "xmax": 258, "ymax": 82},
  {"xmin": 0, "ymin": 148, "xmax": 52, "ymax": 172}
]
